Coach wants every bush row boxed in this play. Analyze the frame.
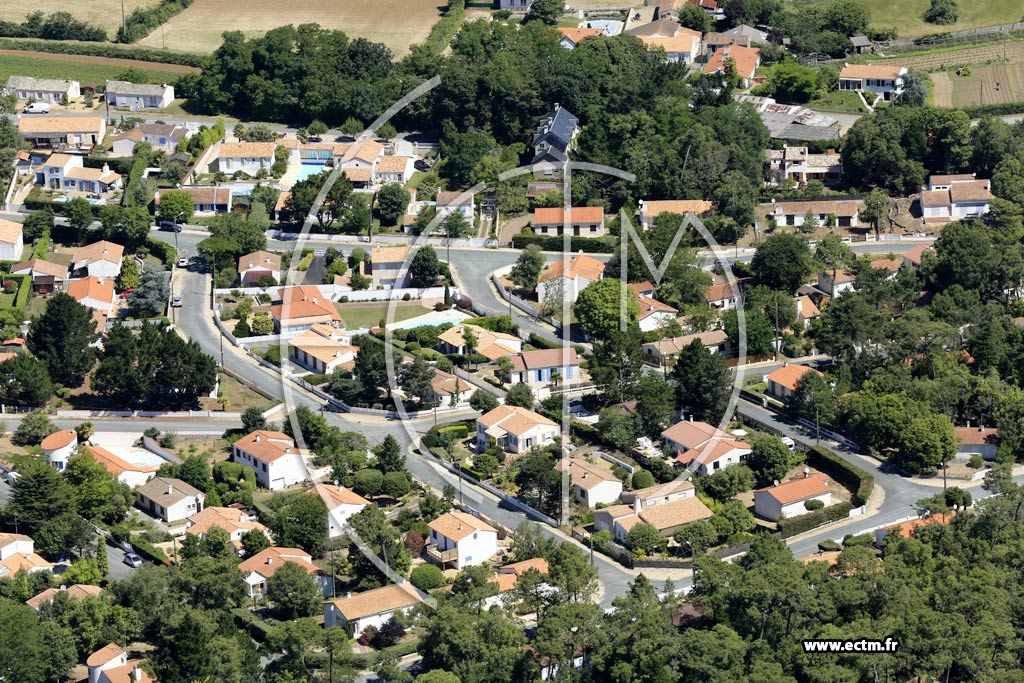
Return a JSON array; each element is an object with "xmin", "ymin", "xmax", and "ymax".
[
  {"xmin": 8, "ymin": 274, "xmax": 30, "ymax": 310},
  {"xmin": 145, "ymin": 238, "xmax": 177, "ymax": 264},
  {"xmin": 230, "ymin": 608, "xmax": 276, "ymax": 642},
  {"xmin": 131, "ymin": 537, "xmax": 171, "ymax": 565},
  {"xmin": 84, "ymin": 157, "xmax": 135, "ymax": 175},
  {"xmin": 805, "ymin": 446, "xmax": 874, "ymax": 507},
  {"xmin": 0, "ymin": 12, "xmax": 106, "ymax": 42},
  {"xmin": 30, "ymin": 231, "xmax": 50, "ymax": 261},
  {"xmin": 23, "ymin": 195, "xmax": 103, "ymax": 218},
  {"xmin": 511, "ymin": 233, "xmax": 615, "ymax": 253},
  {"xmin": 423, "ymin": 0, "xmax": 466, "ymax": 54},
  {"xmin": 117, "ymin": 0, "xmax": 193, "ymax": 43},
  {"xmin": 777, "ymin": 501, "xmax": 853, "ymax": 538},
  {"xmin": 962, "ymin": 102, "xmax": 1024, "ymax": 119},
  {"xmin": 0, "ymin": 37, "xmax": 204, "ymax": 66}
]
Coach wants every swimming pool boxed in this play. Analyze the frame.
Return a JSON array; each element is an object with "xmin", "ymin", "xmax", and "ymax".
[{"xmin": 295, "ymin": 162, "xmax": 327, "ymax": 182}]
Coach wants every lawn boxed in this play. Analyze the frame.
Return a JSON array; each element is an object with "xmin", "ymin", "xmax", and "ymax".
[
  {"xmin": 201, "ymin": 372, "xmax": 279, "ymax": 411},
  {"xmin": 336, "ymin": 301, "xmax": 431, "ymax": 329},
  {"xmin": 790, "ymin": 0, "xmax": 1024, "ymax": 38},
  {"xmin": 806, "ymin": 90, "xmax": 868, "ymax": 113},
  {"xmin": 0, "ymin": 51, "xmax": 193, "ymax": 87}
]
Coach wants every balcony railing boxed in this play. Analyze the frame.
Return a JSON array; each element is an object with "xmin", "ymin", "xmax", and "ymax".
[{"xmin": 426, "ymin": 545, "xmax": 458, "ymax": 564}]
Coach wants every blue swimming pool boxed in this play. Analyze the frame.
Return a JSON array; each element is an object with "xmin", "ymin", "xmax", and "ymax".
[{"xmin": 295, "ymin": 162, "xmax": 327, "ymax": 182}]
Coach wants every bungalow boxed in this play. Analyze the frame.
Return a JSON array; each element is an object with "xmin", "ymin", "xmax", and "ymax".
[
  {"xmin": 772, "ymin": 199, "xmax": 860, "ymax": 228},
  {"xmin": 638, "ymin": 199, "xmax": 713, "ymax": 230},
  {"xmin": 157, "ymin": 186, "xmax": 232, "ymax": 216},
  {"xmin": 232, "ymin": 430, "xmax": 308, "ymax": 490},
  {"xmin": 476, "ymin": 404, "xmax": 560, "ymax": 455},
  {"xmin": 0, "ymin": 219, "xmax": 22, "ymax": 261},
  {"xmin": 662, "ymin": 419, "xmax": 752, "ymax": 476},
  {"xmin": 0, "ymin": 533, "xmax": 52, "ymax": 576},
  {"xmin": 372, "ymin": 155, "xmax": 414, "ymax": 185},
  {"xmin": 955, "ymin": 426, "xmax": 999, "ymax": 461},
  {"xmin": 631, "ymin": 21, "xmax": 702, "ymax": 64},
  {"xmin": 435, "ymin": 191, "xmax": 475, "ymax": 220},
  {"xmin": 437, "ymin": 323, "xmax": 521, "ymax": 360},
  {"xmin": 659, "ymin": 0, "xmax": 722, "ymax": 20},
  {"xmin": 532, "ymin": 104, "xmax": 580, "ymax": 180},
  {"xmin": 637, "ymin": 296, "xmax": 677, "ymax": 332},
  {"xmin": 703, "ymin": 280, "xmax": 740, "ymax": 309},
  {"xmin": 483, "ymin": 557, "xmax": 552, "ymax": 609},
  {"xmin": 562, "ymin": 457, "xmax": 623, "ymax": 507},
  {"xmin": 765, "ymin": 146, "xmax": 842, "ymax": 186},
  {"xmin": 595, "ymin": 495, "xmax": 713, "ymax": 542},
  {"xmin": 920, "ymin": 173, "xmax": 993, "ymax": 224},
  {"xmin": 369, "ymin": 245, "xmax": 411, "ymax": 288},
  {"xmin": 40, "ymin": 429, "xmax": 78, "ymax": 470},
  {"xmin": 238, "ymin": 250, "xmax": 282, "ymax": 285},
  {"xmin": 703, "ymin": 45, "xmax": 761, "ymax": 88},
  {"xmin": 311, "ymin": 483, "xmax": 370, "ymax": 539},
  {"xmin": 85, "ymin": 445, "xmax": 157, "ymax": 488},
  {"xmin": 620, "ymin": 479, "xmax": 696, "ymax": 509},
  {"xmin": 104, "ymin": 80, "xmax": 175, "ymax": 109},
  {"xmin": 26, "ymin": 583, "xmax": 102, "ymax": 611},
  {"xmin": 817, "ymin": 269, "xmax": 856, "ymax": 298},
  {"xmin": 508, "ymin": 348, "xmax": 580, "ymax": 387},
  {"xmin": 288, "ymin": 324, "xmax": 357, "ymax": 374},
  {"xmin": 86, "ymin": 643, "xmax": 154, "ymax": 683},
  {"xmin": 537, "ymin": 254, "xmax": 606, "ymax": 304},
  {"xmin": 721, "ymin": 23, "xmax": 769, "ymax": 43},
  {"xmin": 39, "ymin": 154, "xmax": 121, "ymax": 194},
  {"xmin": 70, "ymin": 240, "xmax": 124, "ymax": 279},
  {"xmin": 135, "ymin": 476, "xmax": 205, "ymax": 523},
  {"xmin": 641, "ymin": 329, "xmax": 729, "ymax": 367},
  {"xmin": 18, "ymin": 116, "xmax": 105, "ymax": 150},
  {"xmin": 324, "ymin": 583, "xmax": 424, "ymax": 634},
  {"xmin": 341, "ymin": 139, "xmax": 384, "ymax": 170},
  {"xmin": 270, "ymin": 285, "xmax": 342, "ymax": 332},
  {"xmin": 186, "ymin": 506, "xmax": 271, "ymax": 546},
  {"xmin": 6, "ymin": 76, "xmax": 79, "ymax": 104},
  {"xmin": 765, "ymin": 363, "xmax": 823, "ymax": 400},
  {"xmin": 498, "ymin": 0, "xmax": 531, "ymax": 8},
  {"xmin": 901, "ymin": 244, "xmax": 934, "ymax": 271},
  {"xmin": 213, "ymin": 141, "xmax": 276, "ymax": 175},
  {"xmin": 754, "ymin": 473, "xmax": 831, "ymax": 521},
  {"xmin": 430, "ymin": 371, "xmax": 471, "ymax": 408},
  {"xmin": 838, "ymin": 63, "xmax": 906, "ymax": 101},
  {"xmin": 795, "ymin": 295, "xmax": 821, "ymax": 329},
  {"xmin": 704, "ymin": 32, "xmax": 750, "ymax": 54},
  {"xmin": 556, "ymin": 26, "xmax": 604, "ymax": 49},
  {"xmin": 239, "ymin": 546, "xmax": 332, "ymax": 597},
  {"xmin": 111, "ymin": 122, "xmax": 187, "ymax": 154},
  {"xmin": 427, "ymin": 511, "xmax": 498, "ymax": 569},
  {"xmin": 532, "ymin": 206, "xmax": 606, "ymax": 237},
  {"xmin": 868, "ymin": 258, "xmax": 901, "ymax": 277},
  {"xmin": 67, "ymin": 276, "xmax": 116, "ymax": 313}
]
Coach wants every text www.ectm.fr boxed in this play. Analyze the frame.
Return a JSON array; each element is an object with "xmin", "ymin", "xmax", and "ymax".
[{"xmin": 803, "ymin": 639, "xmax": 900, "ymax": 653}]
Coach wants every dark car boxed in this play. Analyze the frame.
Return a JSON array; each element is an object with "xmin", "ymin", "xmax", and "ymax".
[
  {"xmin": 414, "ymin": 159, "xmax": 432, "ymax": 172},
  {"xmin": 159, "ymin": 220, "xmax": 182, "ymax": 232}
]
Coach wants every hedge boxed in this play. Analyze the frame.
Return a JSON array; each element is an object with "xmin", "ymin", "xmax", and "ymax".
[
  {"xmin": 30, "ymin": 231, "xmax": 50, "ymax": 261},
  {"xmin": 805, "ymin": 446, "xmax": 874, "ymax": 507},
  {"xmin": 84, "ymin": 157, "xmax": 135, "ymax": 175},
  {"xmin": 117, "ymin": 0, "xmax": 194, "ymax": 43},
  {"xmin": 230, "ymin": 608, "xmax": 276, "ymax": 642},
  {"xmin": 23, "ymin": 195, "xmax": 103, "ymax": 218},
  {"xmin": 423, "ymin": 0, "xmax": 466, "ymax": 53},
  {"xmin": 131, "ymin": 537, "xmax": 171, "ymax": 565},
  {"xmin": 962, "ymin": 102, "xmax": 1024, "ymax": 119},
  {"xmin": 0, "ymin": 37, "xmax": 205, "ymax": 67},
  {"xmin": 511, "ymin": 233, "xmax": 615, "ymax": 253},
  {"xmin": 349, "ymin": 639, "xmax": 420, "ymax": 668},
  {"xmin": 7, "ymin": 275, "xmax": 30, "ymax": 310},
  {"xmin": 438, "ymin": 424, "xmax": 468, "ymax": 439},
  {"xmin": 777, "ymin": 501, "xmax": 853, "ymax": 538},
  {"xmin": 146, "ymin": 238, "xmax": 177, "ymax": 265},
  {"xmin": 464, "ymin": 315, "xmax": 518, "ymax": 335},
  {"xmin": 527, "ymin": 333, "xmax": 559, "ymax": 350}
]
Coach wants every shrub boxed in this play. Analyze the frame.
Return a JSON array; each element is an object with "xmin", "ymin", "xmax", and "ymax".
[
  {"xmin": 145, "ymin": 238, "xmax": 177, "ymax": 265},
  {"xmin": 410, "ymin": 563, "xmax": 445, "ymax": 590},
  {"xmin": 817, "ymin": 539, "xmax": 841, "ymax": 552},
  {"xmin": 117, "ymin": 0, "xmax": 195, "ymax": 43},
  {"xmin": 231, "ymin": 608, "xmax": 275, "ymax": 642},
  {"xmin": 512, "ymin": 233, "xmax": 614, "ymax": 253},
  {"xmin": 968, "ymin": 454, "xmax": 984, "ymax": 469},
  {"xmin": 805, "ymin": 499, "xmax": 825, "ymax": 511},
  {"xmin": 131, "ymin": 538, "xmax": 170, "ymax": 565},
  {"xmin": 842, "ymin": 533, "xmax": 874, "ymax": 547},
  {"xmin": 438, "ymin": 424, "xmax": 468, "ymax": 440},
  {"xmin": 805, "ymin": 446, "xmax": 873, "ymax": 507},
  {"xmin": 0, "ymin": 36, "xmax": 203, "ymax": 66}
]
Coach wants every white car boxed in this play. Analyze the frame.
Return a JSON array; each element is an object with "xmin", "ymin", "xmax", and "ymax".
[
  {"xmin": 177, "ymin": 257, "xmax": 189, "ymax": 268},
  {"xmin": 123, "ymin": 552, "xmax": 143, "ymax": 568},
  {"xmin": 23, "ymin": 102, "xmax": 50, "ymax": 114}
]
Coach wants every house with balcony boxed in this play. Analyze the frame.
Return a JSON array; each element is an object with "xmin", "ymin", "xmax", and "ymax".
[
  {"xmin": 39, "ymin": 154, "xmax": 121, "ymax": 194},
  {"xmin": 19, "ymin": 116, "xmax": 105, "ymax": 150},
  {"xmin": 838, "ymin": 63, "xmax": 906, "ymax": 101},
  {"xmin": 765, "ymin": 146, "xmax": 842, "ymax": 186},
  {"xmin": 239, "ymin": 546, "xmax": 332, "ymax": 597},
  {"xmin": 427, "ymin": 511, "xmax": 498, "ymax": 569},
  {"xmin": 231, "ymin": 430, "xmax": 308, "ymax": 490},
  {"xmin": 476, "ymin": 405, "xmax": 559, "ymax": 455}
]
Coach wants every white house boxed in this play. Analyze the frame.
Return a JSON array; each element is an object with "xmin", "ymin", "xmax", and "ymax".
[
  {"xmin": 186, "ymin": 506, "xmax": 271, "ymax": 547},
  {"xmin": 638, "ymin": 199, "xmax": 713, "ymax": 230},
  {"xmin": 84, "ymin": 445, "xmax": 157, "ymax": 488},
  {"xmin": 156, "ymin": 186, "xmax": 231, "ymax": 215},
  {"xmin": 111, "ymin": 122, "xmax": 187, "ymax": 154},
  {"xmin": 642, "ymin": 330, "xmax": 729, "ymax": 368},
  {"xmin": 40, "ymin": 429, "xmax": 78, "ymax": 471},
  {"xmin": 67, "ymin": 276, "xmax": 116, "ymax": 313},
  {"xmin": 637, "ymin": 296, "xmax": 678, "ymax": 332},
  {"xmin": 537, "ymin": 254, "xmax": 605, "ymax": 304},
  {"xmin": 437, "ymin": 323, "xmax": 521, "ymax": 360},
  {"xmin": 765, "ymin": 363, "xmax": 823, "ymax": 401},
  {"xmin": 238, "ymin": 250, "xmax": 282, "ymax": 285},
  {"xmin": 38, "ymin": 154, "xmax": 121, "ymax": 195},
  {"xmin": 214, "ymin": 141, "xmax": 276, "ymax": 175},
  {"xmin": 427, "ymin": 511, "xmax": 498, "ymax": 569},
  {"xmin": 772, "ymin": 200, "xmax": 860, "ymax": 228},
  {"xmin": 498, "ymin": 0, "xmax": 530, "ymax": 9},
  {"xmin": 135, "ymin": 476, "xmax": 205, "ymax": 523},
  {"xmin": 838, "ymin": 63, "xmax": 906, "ymax": 101},
  {"xmin": 5, "ymin": 76, "xmax": 79, "ymax": 104},
  {"xmin": 920, "ymin": 174, "xmax": 993, "ymax": 224},
  {"xmin": 556, "ymin": 26, "xmax": 604, "ymax": 49},
  {"xmin": 563, "ymin": 457, "xmax": 623, "ymax": 507},
  {"xmin": 18, "ymin": 116, "xmax": 105, "ymax": 150},
  {"xmin": 766, "ymin": 147, "xmax": 842, "ymax": 186},
  {"xmin": 324, "ymin": 583, "xmax": 424, "ymax": 634},
  {"xmin": 435, "ymin": 191, "xmax": 475, "ymax": 220},
  {"xmin": 754, "ymin": 473, "xmax": 831, "ymax": 521},
  {"xmin": 620, "ymin": 479, "xmax": 696, "ymax": 509},
  {"xmin": 239, "ymin": 546, "xmax": 332, "ymax": 597},
  {"xmin": 901, "ymin": 244, "xmax": 934, "ymax": 272},
  {"xmin": 26, "ymin": 583, "xmax": 102, "ymax": 611},
  {"xmin": 955, "ymin": 426, "xmax": 999, "ymax": 461},
  {"xmin": 270, "ymin": 285, "xmax": 343, "ymax": 332},
  {"xmin": 372, "ymin": 155, "xmax": 414, "ymax": 185},
  {"xmin": 430, "ymin": 371, "xmax": 472, "ymax": 408},
  {"xmin": 0, "ymin": 219, "xmax": 23, "ymax": 261},
  {"xmin": 594, "ymin": 495, "xmax": 713, "ymax": 542},
  {"xmin": 661, "ymin": 419, "xmax": 752, "ymax": 476},
  {"xmin": 104, "ymin": 80, "xmax": 175, "ymax": 109},
  {"xmin": 86, "ymin": 643, "xmax": 155, "ymax": 683},
  {"xmin": 289, "ymin": 324, "xmax": 357, "ymax": 375},
  {"xmin": 369, "ymin": 245, "xmax": 411, "ymax": 288},
  {"xmin": 531, "ymin": 206, "xmax": 605, "ymax": 237},
  {"xmin": 703, "ymin": 280, "xmax": 740, "ymax": 310},
  {"xmin": 508, "ymin": 348, "xmax": 580, "ymax": 388},
  {"xmin": 70, "ymin": 240, "xmax": 124, "ymax": 279},
  {"xmin": 311, "ymin": 483, "xmax": 371, "ymax": 539},
  {"xmin": 634, "ymin": 24, "xmax": 702, "ymax": 64},
  {"xmin": 817, "ymin": 270, "xmax": 856, "ymax": 298},
  {"xmin": 0, "ymin": 532, "xmax": 53, "ymax": 576},
  {"xmin": 476, "ymin": 405, "xmax": 560, "ymax": 455},
  {"xmin": 232, "ymin": 430, "xmax": 308, "ymax": 490}
]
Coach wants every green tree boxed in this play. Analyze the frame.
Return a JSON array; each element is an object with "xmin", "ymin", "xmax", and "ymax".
[
  {"xmin": 924, "ymin": 0, "xmax": 959, "ymax": 24},
  {"xmin": 241, "ymin": 406, "xmax": 267, "ymax": 432},
  {"xmin": 127, "ymin": 261, "xmax": 170, "ymax": 316},
  {"xmin": 674, "ymin": 519, "xmax": 719, "ymax": 552},
  {"xmin": 815, "ymin": 232, "xmax": 854, "ymax": 298},
  {"xmin": 100, "ymin": 205, "xmax": 151, "ymax": 252},
  {"xmin": 746, "ymin": 434, "xmax": 793, "ymax": 487},
  {"xmin": 626, "ymin": 522, "xmax": 663, "ymax": 556},
  {"xmin": 376, "ymin": 184, "xmax": 410, "ymax": 227},
  {"xmin": 116, "ymin": 257, "xmax": 142, "ymax": 290},
  {"xmin": 8, "ymin": 459, "xmax": 73, "ymax": 534},
  {"xmin": 65, "ymin": 198, "xmax": 93, "ymax": 243},
  {"xmin": 307, "ymin": 119, "xmax": 328, "ymax": 139},
  {"xmin": 525, "ymin": 0, "xmax": 565, "ymax": 24},
  {"xmin": 510, "ymin": 244, "xmax": 545, "ymax": 293},
  {"xmin": 469, "ymin": 389, "xmax": 498, "ymax": 413},
  {"xmin": 411, "ymin": 563, "xmax": 446, "ymax": 591},
  {"xmin": 588, "ymin": 328, "xmax": 645, "ymax": 403},
  {"xmin": 373, "ymin": 434, "xmax": 406, "ymax": 473},
  {"xmin": 763, "ymin": 60, "xmax": 818, "ymax": 104},
  {"xmin": 859, "ymin": 188, "xmax": 890, "ymax": 237},
  {"xmin": 0, "ymin": 355, "xmax": 52, "ymax": 406},
  {"xmin": 895, "ymin": 69, "xmax": 928, "ymax": 107},
  {"xmin": 27, "ymin": 292, "xmax": 97, "ymax": 386},
  {"xmin": 677, "ymin": 3, "xmax": 712, "ymax": 32},
  {"xmin": 673, "ymin": 339, "xmax": 731, "ymax": 423},
  {"xmin": 11, "ymin": 409, "xmax": 54, "ymax": 446},
  {"xmin": 241, "ymin": 528, "xmax": 270, "ymax": 556},
  {"xmin": 267, "ymin": 561, "xmax": 323, "ymax": 620},
  {"xmin": 574, "ymin": 278, "xmax": 639, "ymax": 339},
  {"xmin": 787, "ymin": 369, "xmax": 836, "ymax": 426},
  {"xmin": 271, "ymin": 494, "xmax": 327, "ymax": 555},
  {"xmin": 752, "ymin": 233, "xmax": 813, "ymax": 293},
  {"xmin": 409, "ymin": 246, "xmax": 443, "ymax": 288},
  {"xmin": 504, "ymin": 383, "xmax": 534, "ymax": 409},
  {"xmin": 348, "ymin": 504, "xmax": 410, "ymax": 585},
  {"xmin": 158, "ymin": 189, "xmax": 195, "ymax": 226},
  {"xmin": 64, "ymin": 451, "xmax": 131, "ymax": 524},
  {"xmin": 22, "ymin": 208, "xmax": 53, "ymax": 242}
]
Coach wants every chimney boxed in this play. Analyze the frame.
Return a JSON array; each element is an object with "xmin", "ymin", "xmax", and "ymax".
[
  {"xmin": 803, "ymin": 467, "xmax": 810, "ymax": 478},
  {"xmin": 59, "ymin": 584, "xmax": 66, "ymax": 591},
  {"xmin": 632, "ymin": 498, "xmax": 641, "ymax": 514},
  {"xmin": 689, "ymin": 415, "xmax": 693, "ymax": 422},
  {"xmin": 167, "ymin": 483, "xmax": 173, "ymax": 495},
  {"xmin": 131, "ymin": 665, "xmax": 143, "ymax": 682},
  {"xmin": 254, "ymin": 434, "xmax": 260, "ymax": 442},
  {"xmin": 773, "ymin": 479, "xmax": 779, "ymax": 487},
  {"xmin": 239, "ymin": 514, "xmax": 246, "ymax": 524},
  {"xmin": 266, "ymin": 557, "xmax": 273, "ymax": 565},
  {"xmin": 347, "ymin": 592, "xmax": 353, "ymax": 599},
  {"xmin": 102, "ymin": 163, "xmax": 110, "ymax": 174}
]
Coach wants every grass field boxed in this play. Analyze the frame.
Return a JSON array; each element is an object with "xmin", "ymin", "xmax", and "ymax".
[
  {"xmin": 136, "ymin": 0, "xmax": 447, "ymax": 56},
  {"xmin": 790, "ymin": 0, "xmax": 1023, "ymax": 38},
  {"xmin": 947, "ymin": 62, "xmax": 1024, "ymax": 107},
  {"xmin": 337, "ymin": 302, "xmax": 431, "ymax": 329},
  {"xmin": 0, "ymin": 51, "xmax": 195, "ymax": 86},
  {"xmin": 0, "ymin": 0, "xmax": 161, "ymax": 34}
]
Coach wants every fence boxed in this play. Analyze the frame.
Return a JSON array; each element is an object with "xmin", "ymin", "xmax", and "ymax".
[
  {"xmin": 216, "ymin": 284, "xmax": 456, "ymax": 301},
  {"xmin": 490, "ymin": 269, "xmax": 563, "ymax": 334},
  {"xmin": 594, "ymin": 451, "xmax": 634, "ymax": 474},
  {"xmin": 55, "ymin": 408, "xmax": 243, "ymax": 419}
]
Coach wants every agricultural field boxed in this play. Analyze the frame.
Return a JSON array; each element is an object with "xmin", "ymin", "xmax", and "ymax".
[
  {"xmin": 790, "ymin": 0, "xmax": 1024, "ymax": 38},
  {"xmin": 136, "ymin": 0, "xmax": 446, "ymax": 56},
  {"xmin": 0, "ymin": 50, "xmax": 197, "ymax": 86},
  {"xmin": 946, "ymin": 62, "xmax": 1024, "ymax": 108},
  {"xmin": 0, "ymin": 0, "xmax": 161, "ymax": 34},
  {"xmin": 864, "ymin": 41, "xmax": 1024, "ymax": 72}
]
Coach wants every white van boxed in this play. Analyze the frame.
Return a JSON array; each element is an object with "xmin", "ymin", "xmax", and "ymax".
[{"xmin": 24, "ymin": 102, "xmax": 50, "ymax": 114}]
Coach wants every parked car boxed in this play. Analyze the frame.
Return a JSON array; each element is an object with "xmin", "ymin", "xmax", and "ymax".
[
  {"xmin": 414, "ymin": 159, "xmax": 432, "ymax": 172},
  {"xmin": 3, "ymin": 471, "xmax": 19, "ymax": 484},
  {"xmin": 171, "ymin": 296, "xmax": 183, "ymax": 307},
  {"xmin": 23, "ymin": 102, "xmax": 50, "ymax": 114},
  {"xmin": 123, "ymin": 552, "xmax": 143, "ymax": 568},
  {"xmin": 176, "ymin": 257, "xmax": 189, "ymax": 268},
  {"xmin": 159, "ymin": 220, "xmax": 181, "ymax": 232}
]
